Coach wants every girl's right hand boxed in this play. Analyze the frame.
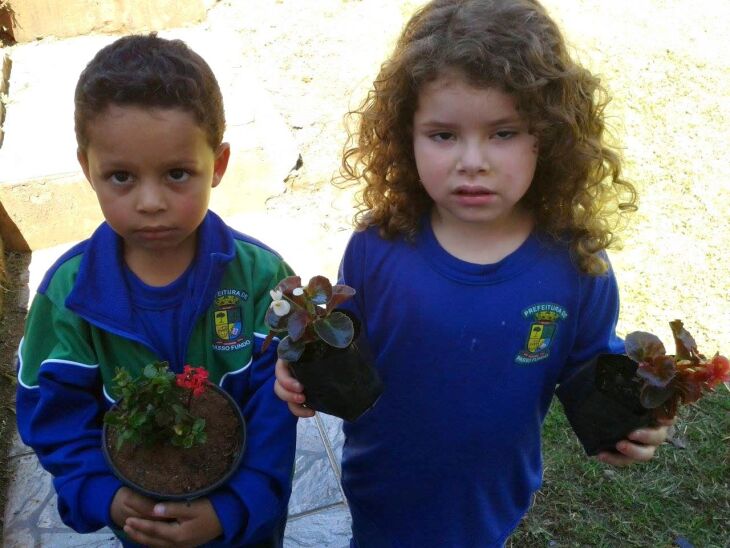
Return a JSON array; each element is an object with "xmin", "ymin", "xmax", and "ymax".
[{"xmin": 274, "ymin": 359, "xmax": 315, "ymax": 418}]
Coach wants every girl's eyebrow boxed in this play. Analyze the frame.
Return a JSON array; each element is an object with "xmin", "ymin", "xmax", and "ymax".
[{"xmin": 415, "ymin": 116, "xmax": 524, "ymax": 129}]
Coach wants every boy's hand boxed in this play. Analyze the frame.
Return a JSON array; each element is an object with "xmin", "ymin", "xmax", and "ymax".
[
  {"xmin": 110, "ymin": 487, "xmax": 159, "ymax": 528},
  {"xmin": 274, "ymin": 358, "xmax": 315, "ymax": 418},
  {"xmin": 123, "ymin": 498, "xmax": 222, "ymax": 547},
  {"xmin": 596, "ymin": 418, "xmax": 674, "ymax": 467}
]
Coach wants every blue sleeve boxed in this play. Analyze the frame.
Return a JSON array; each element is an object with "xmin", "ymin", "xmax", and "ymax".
[
  {"xmin": 16, "ymin": 293, "xmax": 123, "ymax": 533},
  {"xmin": 210, "ymin": 295, "xmax": 297, "ymax": 545},
  {"xmin": 337, "ymin": 230, "xmax": 366, "ymax": 324},
  {"xmin": 558, "ymin": 259, "xmax": 625, "ymax": 384}
]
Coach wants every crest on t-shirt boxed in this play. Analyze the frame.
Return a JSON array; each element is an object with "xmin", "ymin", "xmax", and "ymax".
[
  {"xmin": 212, "ymin": 289, "xmax": 251, "ymax": 352},
  {"xmin": 516, "ymin": 303, "xmax": 567, "ymax": 364}
]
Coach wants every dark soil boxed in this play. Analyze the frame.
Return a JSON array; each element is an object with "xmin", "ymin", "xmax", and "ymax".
[
  {"xmin": 105, "ymin": 386, "xmax": 244, "ymax": 498},
  {"xmin": 292, "ymin": 331, "xmax": 383, "ymax": 422},
  {"xmin": 0, "ymin": 251, "xmax": 31, "ymax": 539}
]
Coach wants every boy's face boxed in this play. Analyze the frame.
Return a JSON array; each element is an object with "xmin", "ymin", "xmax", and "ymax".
[
  {"xmin": 412, "ymin": 77, "xmax": 537, "ymax": 234},
  {"xmin": 78, "ymin": 105, "xmax": 229, "ymax": 269}
]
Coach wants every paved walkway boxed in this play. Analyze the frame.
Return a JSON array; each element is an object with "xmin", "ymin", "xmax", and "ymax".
[{"xmin": 4, "ymin": 411, "xmax": 351, "ymax": 547}]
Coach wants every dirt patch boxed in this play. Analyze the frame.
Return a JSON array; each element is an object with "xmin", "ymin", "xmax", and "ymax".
[{"xmin": 0, "ymin": 251, "xmax": 29, "ymax": 537}]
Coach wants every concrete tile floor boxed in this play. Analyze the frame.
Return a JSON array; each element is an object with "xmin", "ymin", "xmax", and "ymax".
[{"xmin": 3, "ymin": 413, "xmax": 351, "ymax": 547}]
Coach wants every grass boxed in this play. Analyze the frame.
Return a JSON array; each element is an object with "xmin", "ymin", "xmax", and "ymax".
[{"xmin": 508, "ymin": 392, "xmax": 730, "ymax": 547}]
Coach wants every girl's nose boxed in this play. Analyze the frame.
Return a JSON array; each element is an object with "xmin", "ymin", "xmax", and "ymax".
[
  {"xmin": 136, "ymin": 181, "xmax": 166, "ymax": 213},
  {"xmin": 457, "ymin": 140, "xmax": 490, "ymax": 175}
]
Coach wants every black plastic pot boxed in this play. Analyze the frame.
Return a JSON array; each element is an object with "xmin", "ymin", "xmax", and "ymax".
[
  {"xmin": 290, "ymin": 323, "xmax": 383, "ymax": 422},
  {"xmin": 102, "ymin": 383, "xmax": 246, "ymax": 501},
  {"xmin": 556, "ymin": 353, "xmax": 653, "ymax": 456}
]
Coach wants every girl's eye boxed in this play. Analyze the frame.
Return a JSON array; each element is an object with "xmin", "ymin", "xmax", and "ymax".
[
  {"xmin": 168, "ymin": 169, "xmax": 191, "ymax": 183},
  {"xmin": 430, "ymin": 132, "xmax": 455, "ymax": 142},
  {"xmin": 494, "ymin": 130, "xmax": 517, "ymax": 140},
  {"xmin": 110, "ymin": 171, "xmax": 133, "ymax": 185}
]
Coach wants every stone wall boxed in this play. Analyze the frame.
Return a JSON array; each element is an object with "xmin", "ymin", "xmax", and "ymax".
[{"xmin": 4, "ymin": 0, "xmax": 208, "ymax": 42}]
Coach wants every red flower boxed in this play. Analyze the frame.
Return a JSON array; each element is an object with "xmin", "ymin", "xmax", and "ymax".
[
  {"xmin": 706, "ymin": 354, "xmax": 730, "ymax": 389},
  {"xmin": 176, "ymin": 365, "xmax": 209, "ymax": 397}
]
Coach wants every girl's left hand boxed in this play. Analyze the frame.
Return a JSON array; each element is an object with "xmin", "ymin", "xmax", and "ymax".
[{"xmin": 596, "ymin": 417, "xmax": 675, "ymax": 467}]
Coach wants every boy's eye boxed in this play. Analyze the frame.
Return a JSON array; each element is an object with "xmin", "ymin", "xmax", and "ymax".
[
  {"xmin": 110, "ymin": 171, "xmax": 132, "ymax": 185},
  {"xmin": 430, "ymin": 132, "xmax": 455, "ymax": 142},
  {"xmin": 168, "ymin": 169, "xmax": 191, "ymax": 183}
]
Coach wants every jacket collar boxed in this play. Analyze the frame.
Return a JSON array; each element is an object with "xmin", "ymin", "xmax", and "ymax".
[{"xmin": 66, "ymin": 211, "xmax": 235, "ymax": 341}]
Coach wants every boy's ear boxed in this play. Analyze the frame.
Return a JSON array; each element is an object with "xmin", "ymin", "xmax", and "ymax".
[
  {"xmin": 77, "ymin": 148, "xmax": 94, "ymax": 188},
  {"xmin": 212, "ymin": 143, "xmax": 231, "ymax": 188}
]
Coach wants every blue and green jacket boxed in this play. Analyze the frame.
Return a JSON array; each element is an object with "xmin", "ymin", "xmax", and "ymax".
[{"xmin": 16, "ymin": 211, "xmax": 297, "ymax": 547}]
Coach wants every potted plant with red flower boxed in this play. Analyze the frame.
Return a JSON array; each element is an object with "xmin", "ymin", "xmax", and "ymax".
[
  {"xmin": 262, "ymin": 275, "xmax": 383, "ymax": 421},
  {"xmin": 102, "ymin": 361, "xmax": 246, "ymax": 500},
  {"xmin": 557, "ymin": 320, "xmax": 729, "ymax": 455}
]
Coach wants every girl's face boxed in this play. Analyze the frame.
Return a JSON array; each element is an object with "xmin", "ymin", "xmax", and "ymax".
[{"xmin": 412, "ymin": 76, "xmax": 538, "ymax": 235}]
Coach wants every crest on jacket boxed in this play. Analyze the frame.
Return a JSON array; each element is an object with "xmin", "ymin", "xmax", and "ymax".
[{"xmin": 212, "ymin": 289, "xmax": 250, "ymax": 351}]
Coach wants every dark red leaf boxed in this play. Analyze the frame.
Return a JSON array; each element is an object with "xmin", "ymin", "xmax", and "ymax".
[
  {"xmin": 277, "ymin": 336, "xmax": 306, "ymax": 362},
  {"xmin": 276, "ymin": 275, "xmax": 302, "ymax": 295},
  {"xmin": 639, "ymin": 383, "xmax": 674, "ymax": 409},
  {"xmin": 307, "ymin": 276, "xmax": 333, "ymax": 305},
  {"xmin": 287, "ymin": 309, "xmax": 310, "ymax": 342},
  {"xmin": 313, "ymin": 311, "xmax": 354, "ymax": 348},
  {"xmin": 669, "ymin": 320, "xmax": 699, "ymax": 361},
  {"xmin": 327, "ymin": 284, "xmax": 356, "ymax": 310},
  {"xmin": 637, "ymin": 355, "xmax": 676, "ymax": 387},
  {"xmin": 625, "ymin": 331, "xmax": 666, "ymax": 362}
]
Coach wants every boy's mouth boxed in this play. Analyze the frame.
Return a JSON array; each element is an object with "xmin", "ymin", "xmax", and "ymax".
[{"xmin": 136, "ymin": 226, "xmax": 176, "ymax": 239}]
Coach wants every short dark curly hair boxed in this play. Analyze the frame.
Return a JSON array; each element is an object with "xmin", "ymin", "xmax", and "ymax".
[
  {"xmin": 74, "ymin": 33, "xmax": 225, "ymax": 151},
  {"xmin": 340, "ymin": 0, "xmax": 637, "ymax": 274}
]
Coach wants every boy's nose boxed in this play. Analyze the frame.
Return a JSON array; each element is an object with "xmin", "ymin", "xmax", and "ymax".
[
  {"xmin": 136, "ymin": 181, "xmax": 167, "ymax": 213},
  {"xmin": 457, "ymin": 141, "xmax": 490, "ymax": 175}
]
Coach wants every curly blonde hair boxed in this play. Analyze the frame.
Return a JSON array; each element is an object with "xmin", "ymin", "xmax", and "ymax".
[{"xmin": 340, "ymin": 0, "xmax": 637, "ymax": 275}]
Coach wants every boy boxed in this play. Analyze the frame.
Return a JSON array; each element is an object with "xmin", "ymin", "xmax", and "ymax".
[{"xmin": 16, "ymin": 34, "xmax": 297, "ymax": 547}]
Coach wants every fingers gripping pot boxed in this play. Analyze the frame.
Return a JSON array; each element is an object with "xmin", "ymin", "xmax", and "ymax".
[{"xmin": 263, "ymin": 275, "xmax": 383, "ymax": 422}]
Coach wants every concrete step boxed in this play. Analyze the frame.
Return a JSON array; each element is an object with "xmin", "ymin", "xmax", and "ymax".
[{"xmin": 0, "ymin": 24, "xmax": 299, "ymax": 251}]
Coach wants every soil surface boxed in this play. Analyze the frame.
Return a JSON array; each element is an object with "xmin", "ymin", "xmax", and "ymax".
[
  {"xmin": 1, "ymin": 0, "xmax": 729, "ymax": 534},
  {"xmin": 106, "ymin": 385, "xmax": 244, "ymax": 497}
]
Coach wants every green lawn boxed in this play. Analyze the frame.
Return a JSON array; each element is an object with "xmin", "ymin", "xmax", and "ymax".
[{"xmin": 508, "ymin": 392, "xmax": 730, "ymax": 547}]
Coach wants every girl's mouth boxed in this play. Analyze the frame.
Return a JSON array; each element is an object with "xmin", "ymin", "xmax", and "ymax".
[{"xmin": 453, "ymin": 186, "xmax": 496, "ymax": 205}]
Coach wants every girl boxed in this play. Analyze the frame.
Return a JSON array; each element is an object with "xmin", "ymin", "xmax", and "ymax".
[{"xmin": 276, "ymin": 0, "xmax": 671, "ymax": 545}]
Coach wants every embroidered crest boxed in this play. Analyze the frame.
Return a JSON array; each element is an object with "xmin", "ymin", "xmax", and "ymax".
[
  {"xmin": 212, "ymin": 289, "xmax": 251, "ymax": 352},
  {"xmin": 516, "ymin": 303, "xmax": 567, "ymax": 364}
]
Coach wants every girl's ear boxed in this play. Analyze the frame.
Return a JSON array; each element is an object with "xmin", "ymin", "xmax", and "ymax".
[
  {"xmin": 212, "ymin": 143, "xmax": 231, "ymax": 188},
  {"xmin": 77, "ymin": 148, "xmax": 94, "ymax": 189}
]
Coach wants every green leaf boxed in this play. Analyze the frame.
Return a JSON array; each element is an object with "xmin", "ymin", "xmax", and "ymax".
[
  {"xmin": 625, "ymin": 331, "xmax": 666, "ymax": 362},
  {"xmin": 313, "ymin": 311, "xmax": 354, "ymax": 348},
  {"xmin": 277, "ymin": 336, "xmax": 306, "ymax": 362}
]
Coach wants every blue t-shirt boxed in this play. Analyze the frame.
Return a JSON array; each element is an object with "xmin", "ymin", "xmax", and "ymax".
[
  {"xmin": 338, "ymin": 219, "xmax": 623, "ymax": 547},
  {"xmin": 123, "ymin": 264, "xmax": 193, "ymax": 370}
]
